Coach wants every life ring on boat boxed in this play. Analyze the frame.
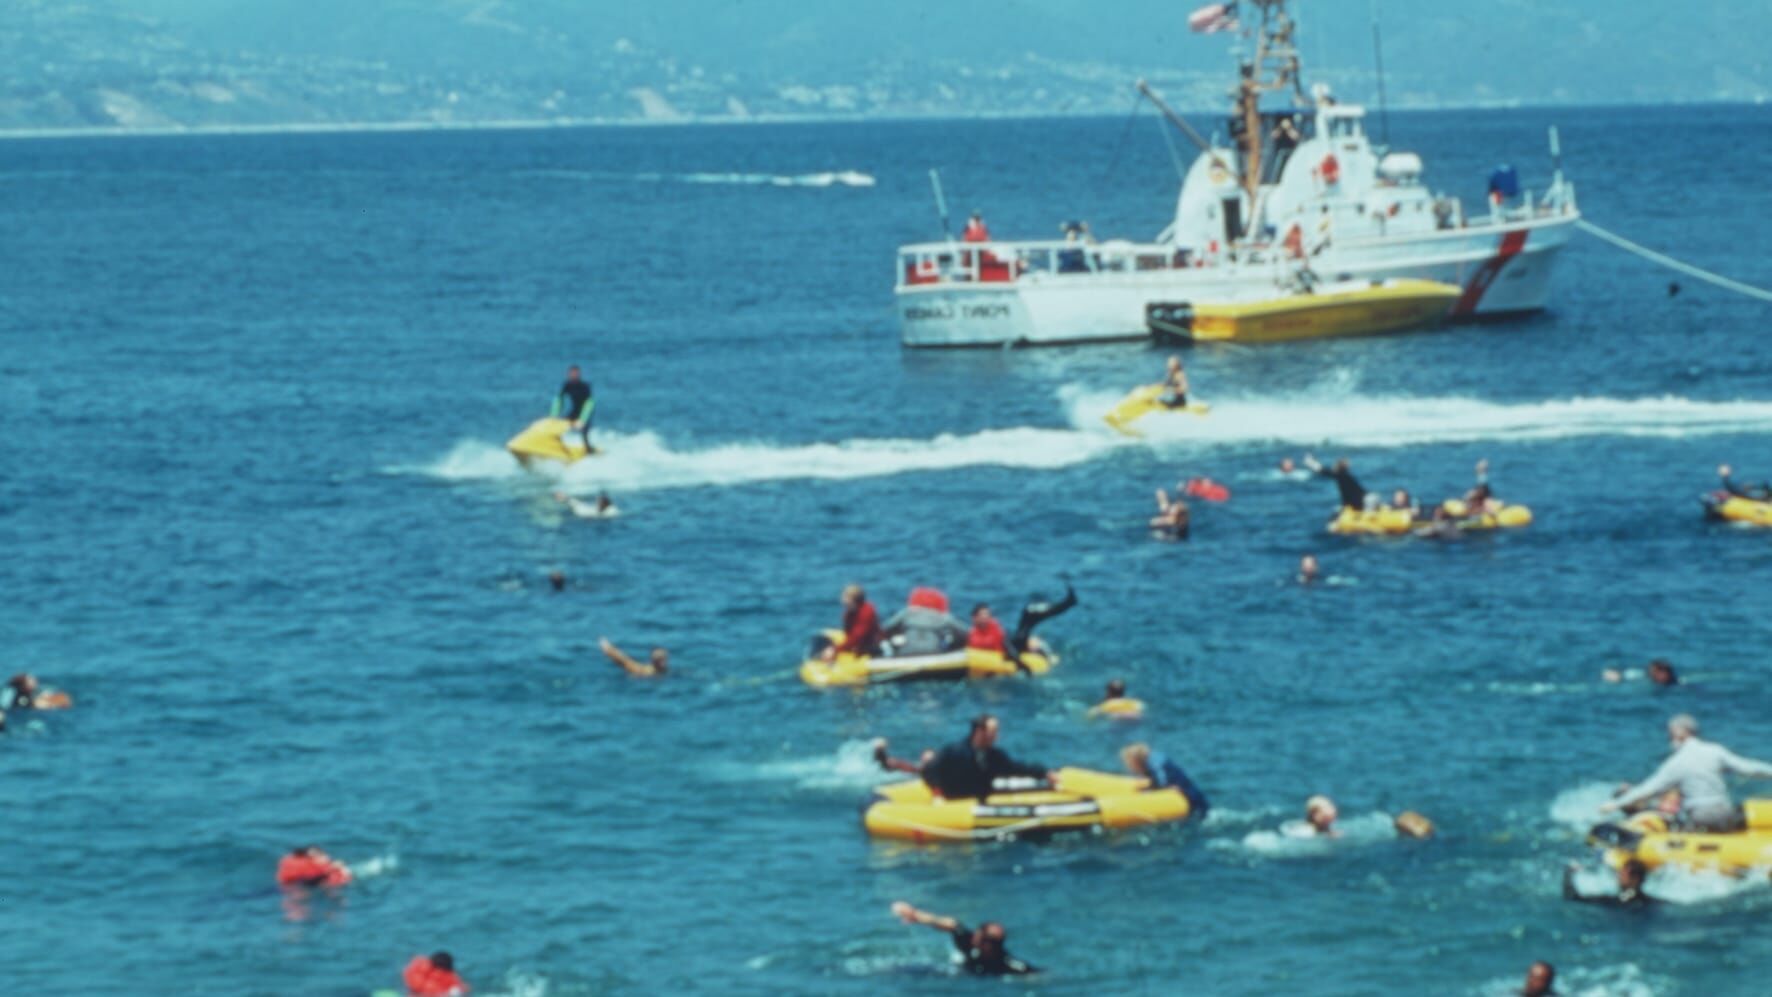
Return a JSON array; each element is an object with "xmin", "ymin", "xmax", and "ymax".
[{"xmin": 1317, "ymin": 154, "xmax": 1340, "ymax": 186}]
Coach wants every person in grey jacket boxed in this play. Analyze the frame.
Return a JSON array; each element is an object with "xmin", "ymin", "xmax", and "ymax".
[{"xmin": 1601, "ymin": 714, "xmax": 1772, "ymax": 831}]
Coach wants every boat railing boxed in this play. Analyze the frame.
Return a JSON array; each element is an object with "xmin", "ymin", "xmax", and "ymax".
[{"xmin": 897, "ymin": 239, "xmax": 1205, "ymax": 289}]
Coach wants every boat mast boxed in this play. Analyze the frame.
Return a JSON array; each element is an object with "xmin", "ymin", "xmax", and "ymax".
[{"xmin": 1235, "ymin": 1, "xmax": 1307, "ymax": 230}]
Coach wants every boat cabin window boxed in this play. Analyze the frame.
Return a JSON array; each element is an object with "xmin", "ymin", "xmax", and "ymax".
[{"xmin": 1326, "ymin": 116, "xmax": 1363, "ymax": 140}]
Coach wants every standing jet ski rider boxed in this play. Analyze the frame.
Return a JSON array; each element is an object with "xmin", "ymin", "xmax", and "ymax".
[{"xmin": 551, "ymin": 364, "xmax": 595, "ymax": 453}]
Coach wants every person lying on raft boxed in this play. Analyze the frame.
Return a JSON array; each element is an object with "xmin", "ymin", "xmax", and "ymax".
[
  {"xmin": 277, "ymin": 846, "xmax": 353, "ymax": 888},
  {"xmin": 1602, "ymin": 659, "xmax": 1679, "ymax": 687},
  {"xmin": 1600, "ymin": 713, "xmax": 1772, "ymax": 832},
  {"xmin": 1088, "ymin": 679, "xmax": 1143, "ymax": 719},
  {"xmin": 3, "ymin": 673, "xmax": 72, "ymax": 711},
  {"xmin": 1302, "ymin": 453, "xmax": 1368, "ymax": 511},
  {"xmin": 890, "ymin": 901, "xmax": 1038, "ymax": 977},
  {"xmin": 1151, "ymin": 489, "xmax": 1190, "ymax": 538},
  {"xmin": 1718, "ymin": 463, "xmax": 1772, "ymax": 501},
  {"xmin": 599, "ymin": 637, "xmax": 668, "ymax": 678},
  {"xmin": 1120, "ymin": 743, "xmax": 1210, "ymax": 816},
  {"xmin": 1563, "ymin": 859, "xmax": 1653, "ymax": 909},
  {"xmin": 872, "ymin": 738, "xmax": 933, "ymax": 776},
  {"xmin": 1150, "ymin": 355, "xmax": 1191, "ymax": 409},
  {"xmin": 922, "ymin": 714, "xmax": 1054, "ymax": 800},
  {"xmin": 880, "ymin": 589, "xmax": 969, "ymax": 657}
]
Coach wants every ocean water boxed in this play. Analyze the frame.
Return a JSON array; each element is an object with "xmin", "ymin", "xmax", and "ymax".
[{"xmin": 3, "ymin": 104, "xmax": 1772, "ymax": 996}]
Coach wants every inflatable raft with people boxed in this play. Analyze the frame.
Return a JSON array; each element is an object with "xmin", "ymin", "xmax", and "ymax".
[
  {"xmin": 1327, "ymin": 499, "xmax": 1533, "ymax": 536},
  {"xmin": 1587, "ymin": 801, "xmax": 1772, "ymax": 873},
  {"xmin": 799, "ymin": 631, "xmax": 1053, "ymax": 687},
  {"xmin": 863, "ymin": 767, "xmax": 1196, "ymax": 842},
  {"xmin": 1703, "ymin": 492, "xmax": 1772, "ymax": 526}
]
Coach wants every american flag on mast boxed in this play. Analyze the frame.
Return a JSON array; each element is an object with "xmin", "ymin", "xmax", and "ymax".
[{"xmin": 1188, "ymin": 2, "xmax": 1240, "ymax": 33}]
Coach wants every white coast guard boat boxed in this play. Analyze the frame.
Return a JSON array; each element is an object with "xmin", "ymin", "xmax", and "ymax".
[{"xmin": 895, "ymin": 0, "xmax": 1579, "ymax": 347}]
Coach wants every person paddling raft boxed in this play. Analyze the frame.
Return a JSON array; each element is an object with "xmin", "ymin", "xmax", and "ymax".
[
  {"xmin": 890, "ymin": 901, "xmax": 1038, "ymax": 976},
  {"xmin": 550, "ymin": 364, "xmax": 595, "ymax": 453}
]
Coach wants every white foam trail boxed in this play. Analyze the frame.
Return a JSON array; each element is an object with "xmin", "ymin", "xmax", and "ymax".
[
  {"xmin": 404, "ymin": 427, "xmax": 1116, "ymax": 492},
  {"xmin": 1065, "ymin": 387, "xmax": 1772, "ymax": 448},
  {"xmin": 1220, "ymin": 812, "xmax": 1399, "ymax": 858},
  {"xmin": 1644, "ymin": 863, "xmax": 1772, "ymax": 905},
  {"xmin": 722, "ymin": 739, "xmax": 895, "ymax": 791},
  {"xmin": 350, "ymin": 853, "xmax": 398, "ymax": 879},
  {"xmin": 521, "ymin": 168, "xmax": 874, "ymax": 188}
]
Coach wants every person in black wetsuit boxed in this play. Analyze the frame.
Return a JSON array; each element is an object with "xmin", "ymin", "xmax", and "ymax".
[
  {"xmin": 1302, "ymin": 453, "xmax": 1368, "ymax": 510},
  {"xmin": 921, "ymin": 714, "xmax": 1051, "ymax": 800},
  {"xmin": 1719, "ymin": 464, "xmax": 1772, "ymax": 501},
  {"xmin": 1563, "ymin": 859, "xmax": 1653, "ymax": 909},
  {"xmin": 890, "ymin": 902, "xmax": 1038, "ymax": 977},
  {"xmin": 551, "ymin": 365, "xmax": 595, "ymax": 452},
  {"xmin": 1006, "ymin": 582, "xmax": 1077, "ymax": 660}
]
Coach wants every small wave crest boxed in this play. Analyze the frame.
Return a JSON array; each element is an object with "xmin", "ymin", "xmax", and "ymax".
[
  {"xmin": 720, "ymin": 739, "xmax": 892, "ymax": 792},
  {"xmin": 519, "ymin": 168, "xmax": 874, "ymax": 188},
  {"xmin": 1217, "ymin": 812, "xmax": 1400, "ymax": 858},
  {"xmin": 1064, "ymin": 385, "xmax": 1772, "ymax": 448},
  {"xmin": 1549, "ymin": 782, "xmax": 1619, "ymax": 833},
  {"xmin": 402, "ymin": 426, "xmax": 1115, "ymax": 492}
]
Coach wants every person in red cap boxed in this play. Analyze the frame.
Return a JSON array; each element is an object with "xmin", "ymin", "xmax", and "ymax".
[
  {"xmin": 404, "ymin": 951, "xmax": 468, "ymax": 996},
  {"xmin": 276, "ymin": 846, "xmax": 352, "ymax": 888}
]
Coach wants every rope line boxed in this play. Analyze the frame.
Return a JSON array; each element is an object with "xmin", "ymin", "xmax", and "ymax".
[{"xmin": 1578, "ymin": 219, "xmax": 1772, "ymax": 303}]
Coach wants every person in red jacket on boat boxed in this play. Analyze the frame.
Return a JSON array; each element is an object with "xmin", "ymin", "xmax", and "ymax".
[
  {"xmin": 961, "ymin": 211, "xmax": 990, "ymax": 243},
  {"xmin": 276, "ymin": 846, "xmax": 352, "ymax": 888},
  {"xmin": 404, "ymin": 951, "xmax": 469, "ymax": 996}
]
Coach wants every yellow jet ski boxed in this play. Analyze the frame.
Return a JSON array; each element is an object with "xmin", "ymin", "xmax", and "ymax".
[
  {"xmin": 1102, "ymin": 385, "xmax": 1210, "ymax": 436},
  {"xmin": 799, "ymin": 630, "xmax": 1053, "ymax": 688},
  {"xmin": 863, "ymin": 767, "xmax": 1196, "ymax": 842},
  {"xmin": 1588, "ymin": 801, "xmax": 1772, "ymax": 873},
  {"xmin": 506, "ymin": 417, "xmax": 599, "ymax": 467},
  {"xmin": 1327, "ymin": 499, "xmax": 1532, "ymax": 536},
  {"xmin": 1703, "ymin": 491, "xmax": 1772, "ymax": 526}
]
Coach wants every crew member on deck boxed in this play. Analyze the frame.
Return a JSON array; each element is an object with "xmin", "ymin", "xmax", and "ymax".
[{"xmin": 962, "ymin": 211, "xmax": 991, "ymax": 243}]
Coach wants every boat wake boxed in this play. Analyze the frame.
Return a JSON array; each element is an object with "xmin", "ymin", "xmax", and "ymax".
[
  {"xmin": 1065, "ymin": 387, "xmax": 1772, "ymax": 448},
  {"xmin": 403, "ymin": 425, "xmax": 1116, "ymax": 492},
  {"xmin": 1215, "ymin": 812, "xmax": 1401, "ymax": 859},
  {"xmin": 521, "ymin": 168, "xmax": 875, "ymax": 188}
]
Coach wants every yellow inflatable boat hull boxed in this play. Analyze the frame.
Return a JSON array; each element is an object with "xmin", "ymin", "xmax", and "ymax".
[
  {"xmin": 1705, "ymin": 494, "xmax": 1772, "ymax": 526},
  {"xmin": 1090, "ymin": 697, "xmax": 1146, "ymax": 720},
  {"xmin": 864, "ymin": 767, "xmax": 1193, "ymax": 842},
  {"xmin": 799, "ymin": 631, "xmax": 1052, "ymax": 688},
  {"xmin": 1327, "ymin": 502, "xmax": 1532, "ymax": 536},
  {"xmin": 1182, "ymin": 279, "xmax": 1461, "ymax": 344},
  {"xmin": 506, "ymin": 417, "xmax": 598, "ymax": 466},
  {"xmin": 1591, "ymin": 801, "xmax": 1772, "ymax": 873},
  {"xmin": 1102, "ymin": 385, "xmax": 1210, "ymax": 436}
]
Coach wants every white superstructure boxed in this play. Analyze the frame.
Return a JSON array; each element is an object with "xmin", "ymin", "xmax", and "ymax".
[{"xmin": 896, "ymin": 1, "xmax": 1578, "ymax": 347}]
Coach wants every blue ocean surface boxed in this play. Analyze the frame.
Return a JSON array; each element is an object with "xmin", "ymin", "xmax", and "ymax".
[{"xmin": 4, "ymin": 105, "xmax": 1772, "ymax": 996}]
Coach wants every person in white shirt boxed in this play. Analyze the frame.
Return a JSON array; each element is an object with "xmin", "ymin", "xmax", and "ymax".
[{"xmin": 1601, "ymin": 714, "xmax": 1772, "ymax": 832}]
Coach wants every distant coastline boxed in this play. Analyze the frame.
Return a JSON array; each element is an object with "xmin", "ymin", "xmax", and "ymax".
[{"xmin": 1, "ymin": 96, "xmax": 1765, "ymax": 142}]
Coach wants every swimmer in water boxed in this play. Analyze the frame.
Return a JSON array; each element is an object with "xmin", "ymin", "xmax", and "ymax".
[
  {"xmin": 1297, "ymin": 554, "xmax": 1320, "ymax": 585},
  {"xmin": 4, "ymin": 673, "xmax": 72, "ymax": 711},
  {"xmin": 554, "ymin": 490, "xmax": 619, "ymax": 519},
  {"xmin": 403, "ymin": 951, "xmax": 468, "ymax": 997},
  {"xmin": 1151, "ymin": 489, "xmax": 1190, "ymax": 538},
  {"xmin": 1603, "ymin": 659, "xmax": 1679, "ymax": 686},
  {"xmin": 1088, "ymin": 679, "xmax": 1144, "ymax": 719},
  {"xmin": 599, "ymin": 637, "xmax": 668, "ymax": 678},
  {"xmin": 277, "ymin": 846, "xmax": 352, "ymax": 888},
  {"xmin": 1521, "ymin": 960, "xmax": 1556, "ymax": 997},
  {"xmin": 1282, "ymin": 795, "xmax": 1340, "ymax": 838},
  {"xmin": 548, "ymin": 570, "xmax": 567, "ymax": 592},
  {"xmin": 890, "ymin": 901, "xmax": 1039, "ymax": 976},
  {"xmin": 1563, "ymin": 858, "xmax": 1653, "ymax": 909}
]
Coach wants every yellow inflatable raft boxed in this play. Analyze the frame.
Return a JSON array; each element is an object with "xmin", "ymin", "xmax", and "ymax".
[
  {"xmin": 1102, "ymin": 385, "xmax": 1210, "ymax": 436},
  {"xmin": 1327, "ymin": 500, "xmax": 1532, "ymax": 536},
  {"xmin": 506, "ymin": 417, "xmax": 599, "ymax": 466},
  {"xmin": 1589, "ymin": 801, "xmax": 1772, "ymax": 873},
  {"xmin": 799, "ymin": 631, "xmax": 1052, "ymax": 688},
  {"xmin": 1704, "ymin": 493, "xmax": 1772, "ymax": 526},
  {"xmin": 864, "ymin": 767, "xmax": 1193, "ymax": 842},
  {"xmin": 1089, "ymin": 697, "xmax": 1146, "ymax": 720}
]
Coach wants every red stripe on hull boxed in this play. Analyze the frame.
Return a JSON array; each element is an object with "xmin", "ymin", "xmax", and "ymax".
[{"xmin": 1453, "ymin": 229, "xmax": 1530, "ymax": 316}]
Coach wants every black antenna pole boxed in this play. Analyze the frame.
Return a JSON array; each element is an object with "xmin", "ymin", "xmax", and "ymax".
[{"xmin": 1371, "ymin": 0, "xmax": 1390, "ymax": 148}]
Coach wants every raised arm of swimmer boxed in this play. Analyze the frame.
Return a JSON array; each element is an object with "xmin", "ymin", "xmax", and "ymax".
[
  {"xmin": 599, "ymin": 637, "xmax": 668, "ymax": 678},
  {"xmin": 892, "ymin": 901, "xmax": 958, "ymax": 931}
]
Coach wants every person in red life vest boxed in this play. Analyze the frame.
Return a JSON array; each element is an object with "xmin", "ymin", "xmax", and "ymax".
[
  {"xmin": 404, "ymin": 951, "xmax": 468, "ymax": 997},
  {"xmin": 967, "ymin": 603, "xmax": 1007, "ymax": 653},
  {"xmin": 4, "ymin": 673, "xmax": 72, "ymax": 711},
  {"xmin": 831, "ymin": 584, "xmax": 882, "ymax": 658},
  {"xmin": 276, "ymin": 846, "xmax": 352, "ymax": 888},
  {"xmin": 961, "ymin": 211, "xmax": 990, "ymax": 243}
]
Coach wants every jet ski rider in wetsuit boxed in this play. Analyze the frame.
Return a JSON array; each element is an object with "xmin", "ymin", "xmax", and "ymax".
[
  {"xmin": 1302, "ymin": 453, "xmax": 1369, "ymax": 511},
  {"xmin": 551, "ymin": 364, "xmax": 595, "ymax": 452}
]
